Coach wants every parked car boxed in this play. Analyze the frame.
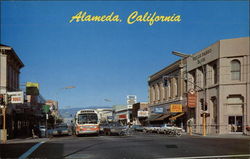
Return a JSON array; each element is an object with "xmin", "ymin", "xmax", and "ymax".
[
  {"xmin": 144, "ymin": 125, "xmax": 160, "ymax": 133},
  {"xmin": 158, "ymin": 124, "xmax": 184, "ymax": 136},
  {"xmin": 53, "ymin": 124, "xmax": 72, "ymax": 136},
  {"xmin": 131, "ymin": 125, "xmax": 144, "ymax": 132},
  {"xmin": 39, "ymin": 125, "xmax": 46, "ymax": 138},
  {"xmin": 103, "ymin": 122, "xmax": 127, "ymax": 135},
  {"xmin": 99, "ymin": 123, "xmax": 110, "ymax": 134},
  {"xmin": 157, "ymin": 124, "xmax": 174, "ymax": 134}
]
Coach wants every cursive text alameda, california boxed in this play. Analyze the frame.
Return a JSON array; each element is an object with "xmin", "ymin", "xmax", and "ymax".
[{"xmin": 69, "ymin": 11, "xmax": 181, "ymax": 26}]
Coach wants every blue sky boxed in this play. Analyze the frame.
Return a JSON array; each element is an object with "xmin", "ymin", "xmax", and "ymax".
[{"xmin": 1, "ymin": 1, "xmax": 249, "ymax": 109}]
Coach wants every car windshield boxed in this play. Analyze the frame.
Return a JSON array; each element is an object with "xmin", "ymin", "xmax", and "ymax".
[
  {"xmin": 162, "ymin": 124, "xmax": 173, "ymax": 127},
  {"xmin": 78, "ymin": 113, "xmax": 98, "ymax": 124},
  {"xmin": 55, "ymin": 125, "xmax": 68, "ymax": 129}
]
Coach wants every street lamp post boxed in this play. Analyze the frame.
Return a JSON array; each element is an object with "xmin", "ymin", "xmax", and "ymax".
[
  {"xmin": 54, "ymin": 86, "xmax": 76, "ymax": 124},
  {"xmin": 172, "ymin": 51, "xmax": 207, "ymax": 136}
]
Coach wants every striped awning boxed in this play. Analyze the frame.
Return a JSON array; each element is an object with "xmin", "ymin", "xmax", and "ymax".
[
  {"xmin": 147, "ymin": 114, "xmax": 162, "ymax": 121},
  {"xmin": 169, "ymin": 112, "xmax": 185, "ymax": 120}
]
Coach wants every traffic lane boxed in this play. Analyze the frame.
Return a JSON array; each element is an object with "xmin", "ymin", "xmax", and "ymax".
[
  {"xmin": 62, "ymin": 135, "xmax": 250, "ymax": 159},
  {"xmin": 0, "ymin": 142, "xmax": 37, "ymax": 158},
  {"xmin": 28, "ymin": 135, "xmax": 103, "ymax": 158},
  {"xmin": 26, "ymin": 134, "xmax": 250, "ymax": 159},
  {"xmin": 143, "ymin": 135, "xmax": 250, "ymax": 158},
  {"xmin": 93, "ymin": 136, "xmax": 250, "ymax": 159}
]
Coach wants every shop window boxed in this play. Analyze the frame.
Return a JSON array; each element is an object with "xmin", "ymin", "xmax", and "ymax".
[
  {"xmin": 231, "ymin": 60, "xmax": 241, "ymax": 80},
  {"xmin": 228, "ymin": 116, "xmax": 242, "ymax": 132}
]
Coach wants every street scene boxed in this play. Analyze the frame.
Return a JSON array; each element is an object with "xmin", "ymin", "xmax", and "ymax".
[{"xmin": 1, "ymin": 1, "xmax": 250, "ymax": 159}]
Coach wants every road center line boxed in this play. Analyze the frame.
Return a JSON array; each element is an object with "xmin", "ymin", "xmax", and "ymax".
[
  {"xmin": 157, "ymin": 154, "xmax": 250, "ymax": 159},
  {"xmin": 18, "ymin": 141, "xmax": 45, "ymax": 159}
]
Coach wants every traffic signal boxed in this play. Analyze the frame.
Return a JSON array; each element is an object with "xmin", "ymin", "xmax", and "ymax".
[
  {"xmin": 0, "ymin": 94, "xmax": 4, "ymax": 105},
  {"xmin": 200, "ymin": 99, "xmax": 207, "ymax": 111},
  {"xmin": 7, "ymin": 95, "xmax": 11, "ymax": 103}
]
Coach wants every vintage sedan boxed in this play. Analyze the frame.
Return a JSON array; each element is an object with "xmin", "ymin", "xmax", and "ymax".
[
  {"xmin": 103, "ymin": 122, "xmax": 127, "ymax": 135},
  {"xmin": 131, "ymin": 125, "xmax": 144, "ymax": 132},
  {"xmin": 53, "ymin": 124, "xmax": 72, "ymax": 136}
]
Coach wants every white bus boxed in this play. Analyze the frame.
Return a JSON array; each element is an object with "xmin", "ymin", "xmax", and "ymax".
[{"xmin": 74, "ymin": 109, "xmax": 100, "ymax": 136}]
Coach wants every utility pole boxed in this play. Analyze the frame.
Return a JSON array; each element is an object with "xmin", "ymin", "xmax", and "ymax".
[{"xmin": 46, "ymin": 113, "xmax": 48, "ymax": 138}]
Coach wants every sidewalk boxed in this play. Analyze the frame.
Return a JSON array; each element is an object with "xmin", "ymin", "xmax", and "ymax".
[
  {"xmin": 1, "ymin": 137, "xmax": 50, "ymax": 144},
  {"xmin": 189, "ymin": 133, "xmax": 250, "ymax": 139}
]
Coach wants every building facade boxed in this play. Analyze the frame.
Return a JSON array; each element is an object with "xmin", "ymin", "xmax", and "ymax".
[
  {"xmin": 132, "ymin": 102, "xmax": 148, "ymax": 125},
  {"xmin": 186, "ymin": 37, "xmax": 250, "ymax": 135},
  {"xmin": 0, "ymin": 44, "xmax": 25, "ymax": 138},
  {"xmin": 148, "ymin": 59, "xmax": 187, "ymax": 127},
  {"xmin": 113, "ymin": 105, "xmax": 132, "ymax": 125},
  {"xmin": 96, "ymin": 108, "xmax": 113, "ymax": 123}
]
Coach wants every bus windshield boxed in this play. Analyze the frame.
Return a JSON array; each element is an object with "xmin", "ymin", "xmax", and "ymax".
[{"xmin": 78, "ymin": 113, "xmax": 98, "ymax": 124}]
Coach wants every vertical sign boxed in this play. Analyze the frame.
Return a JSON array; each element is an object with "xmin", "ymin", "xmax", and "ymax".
[
  {"xmin": 127, "ymin": 95, "xmax": 137, "ymax": 108},
  {"xmin": 188, "ymin": 89, "xmax": 197, "ymax": 108}
]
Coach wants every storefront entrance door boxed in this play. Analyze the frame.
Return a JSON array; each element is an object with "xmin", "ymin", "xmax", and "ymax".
[{"xmin": 228, "ymin": 116, "xmax": 243, "ymax": 133}]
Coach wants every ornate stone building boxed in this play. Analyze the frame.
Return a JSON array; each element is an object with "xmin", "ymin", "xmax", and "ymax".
[
  {"xmin": 148, "ymin": 59, "xmax": 187, "ymax": 127},
  {"xmin": 186, "ymin": 37, "xmax": 250, "ymax": 135}
]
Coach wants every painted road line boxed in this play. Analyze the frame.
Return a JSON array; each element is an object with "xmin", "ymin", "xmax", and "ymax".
[
  {"xmin": 18, "ymin": 141, "xmax": 45, "ymax": 159},
  {"xmin": 157, "ymin": 154, "xmax": 250, "ymax": 159}
]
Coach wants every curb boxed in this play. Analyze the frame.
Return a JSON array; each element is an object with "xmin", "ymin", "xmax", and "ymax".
[{"xmin": 4, "ymin": 137, "xmax": 51, "ymax": 144}]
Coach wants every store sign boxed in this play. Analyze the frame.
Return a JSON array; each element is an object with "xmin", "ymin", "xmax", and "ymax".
[
  {"xmin": 118, "ymin": 114, "xmax": 127, "ymax": 119},
  {"xmin": 138, "ymin": 111, "xmax": 148, "ymax": 117},
  {"xmin": 154, "ymin": 107, "xmax": 163, "ymax": 113},
  {"xmin": 170, "ymin": 104, "xmax": 182, "ymax": 113},
  {"xmin": 7, "ymin": 91, "xmax": 24, "ymax": 104},
  {"xmin": 26, "ymin": 82, "xmax": 39, "ymax": 88},
  {"xmin": 26, "ymin": 82, "xmax": 39, "ymax": 95},
  {"xmin": 188, "ymin": 89, "xmax": 197, "ymax": 108}
]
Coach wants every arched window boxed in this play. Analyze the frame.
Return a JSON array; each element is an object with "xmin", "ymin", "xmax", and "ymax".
[{"xmin": 231, "ymin": 60, "xmax": 241, "ymax": 80}]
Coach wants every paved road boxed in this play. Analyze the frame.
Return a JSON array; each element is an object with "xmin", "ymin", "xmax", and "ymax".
[{"xmin": 1, "ymin": 133, "xmax": 250, "ymax": 159}]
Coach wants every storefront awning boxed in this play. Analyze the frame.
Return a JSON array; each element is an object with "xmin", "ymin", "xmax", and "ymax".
[
  {"xmin": 170, "ymin": 112, "xmax": 185, "ymax": 120},
  {"xmin": 154, "ymin": 113, "xmax": 171, "ymax": 121},
  {"xmin": 146, "ymin": 114, "xmax": 162, "ymax": 121}
]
